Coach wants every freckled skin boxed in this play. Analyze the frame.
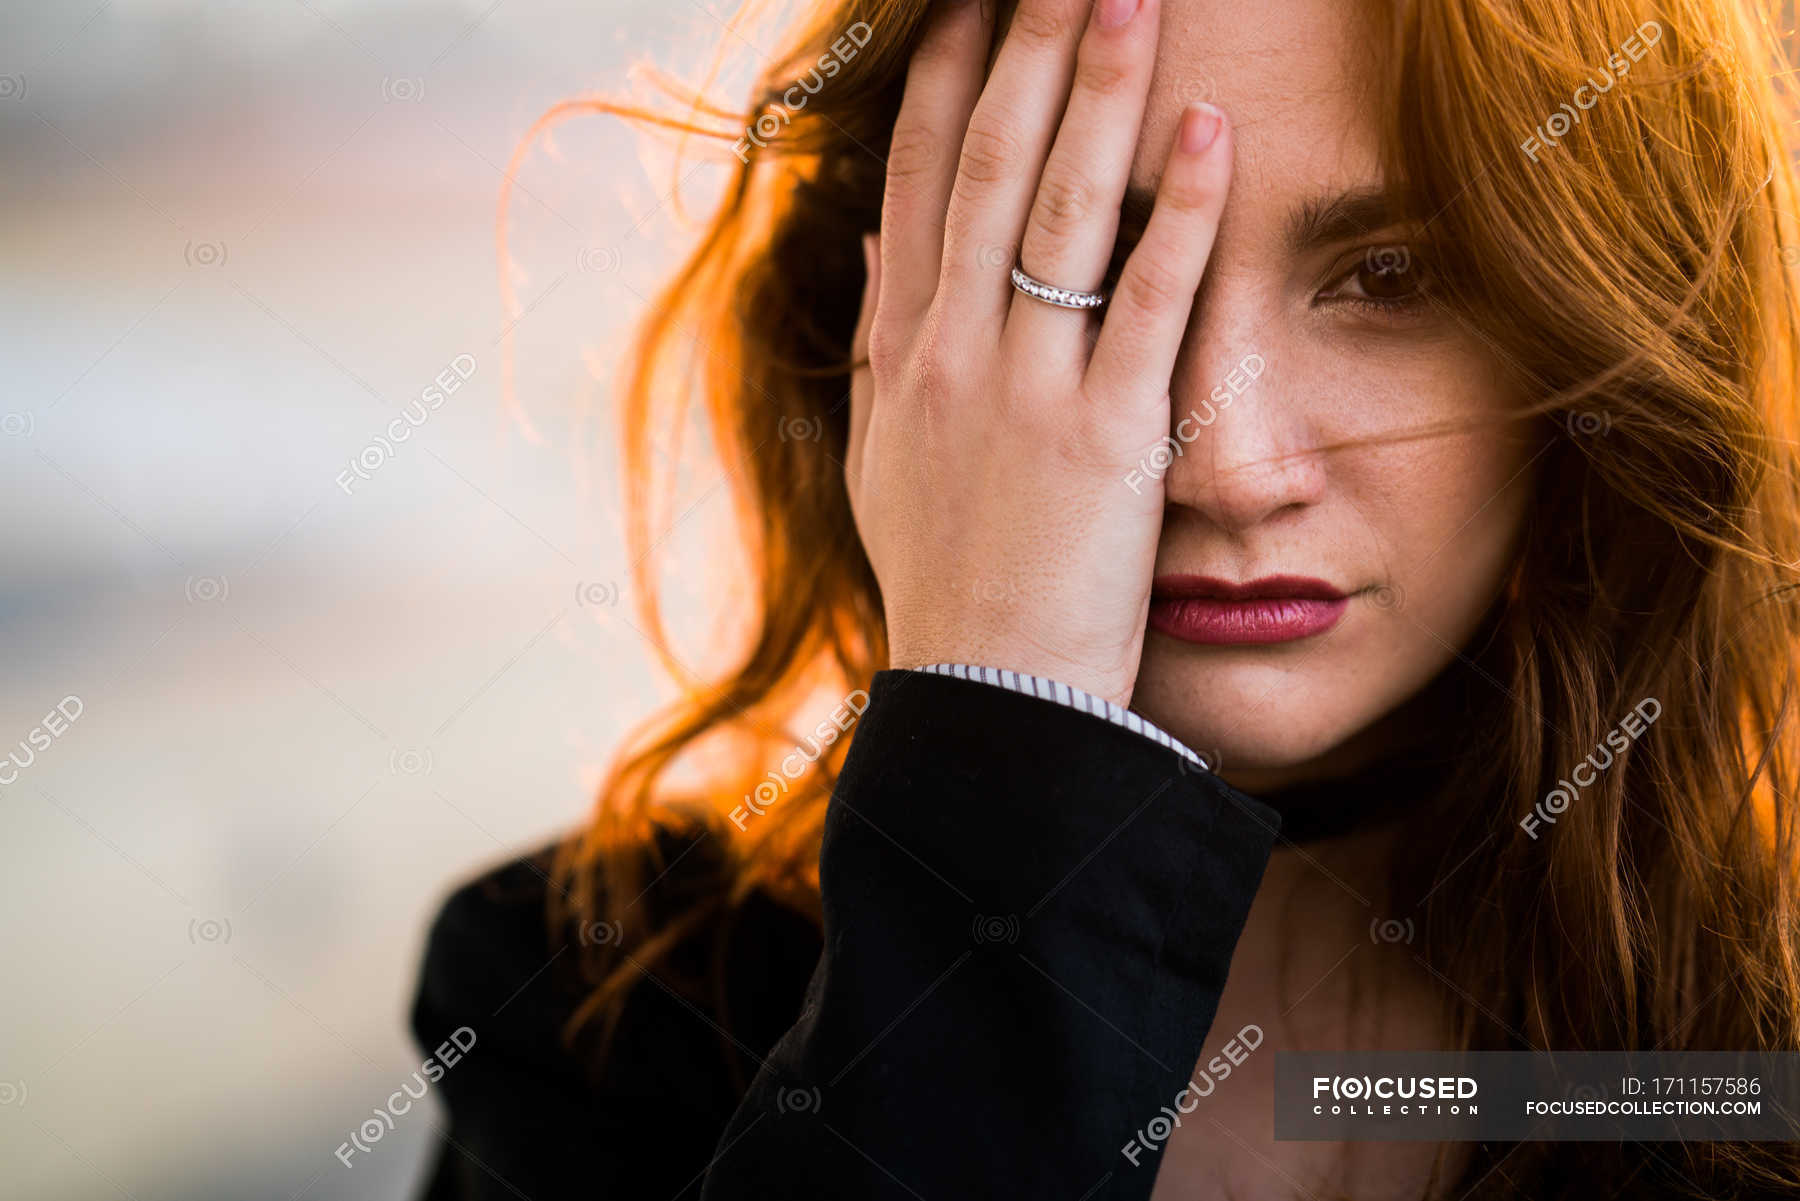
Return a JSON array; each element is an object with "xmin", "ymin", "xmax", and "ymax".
[
  {"xmin": 1121, "ymin": 0, "xmax": 1538, "ymax": 796},
  {"xmin": 849, "ymin": 3, "xmax": 1530, "ymax": 1184},
  {"xmin": 1072, "ymin": 2, "xmax": 1526, "ymax": 1194}
]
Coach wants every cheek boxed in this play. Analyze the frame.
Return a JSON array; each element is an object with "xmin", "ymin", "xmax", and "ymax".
[
  {"xmin": 1321, "ymin": 328, "xmax": 1535, "ymax": 596},
  {"xmin": 1345, "ymin": 422, "xmax": 1535, "ymax": 648}
]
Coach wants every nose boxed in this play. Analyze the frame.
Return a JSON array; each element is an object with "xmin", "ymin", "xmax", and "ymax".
[{"xmin": 1160, "ymin": 332, "xmax": 1326, "ymax": 534}]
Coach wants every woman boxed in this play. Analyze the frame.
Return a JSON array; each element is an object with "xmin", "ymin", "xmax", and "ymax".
[{"xmin": 410, "ymin": 0, "xmax": 1800, "ymax": 1196}]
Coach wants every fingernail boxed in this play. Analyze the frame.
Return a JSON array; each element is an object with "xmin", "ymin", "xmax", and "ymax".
[
  {"xmin": 1097, "ymin": 0, "xmax": 1140, "ymax": 29},
  {"xmin": 862, "ymin": 232, "xmax": 878, "ymax": 274},
  {"xmin": 1180, "ymin": 101, "xmax": 1222, "ymax": 154}
]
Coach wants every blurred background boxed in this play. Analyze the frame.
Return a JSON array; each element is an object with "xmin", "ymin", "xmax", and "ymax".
[{"xmin": 1, "ymin": 1, "xmax": 773, "ymax": 1196}]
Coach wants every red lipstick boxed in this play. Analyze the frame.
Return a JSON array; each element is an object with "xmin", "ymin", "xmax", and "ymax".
[{"xmin": 1148, "ymin": 574, "xmax": 1349, "ymax": 645}]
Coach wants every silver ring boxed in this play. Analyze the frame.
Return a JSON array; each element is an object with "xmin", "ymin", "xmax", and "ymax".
[{"xmin": 1010, "ymin": 263, "xmax": 1106, "ymax": 311}]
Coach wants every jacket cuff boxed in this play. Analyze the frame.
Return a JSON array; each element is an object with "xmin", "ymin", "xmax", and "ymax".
[
  {"xmin": 912, "ymin": 661, "xmax": 1214, "ymax": 770},
  {"xmin": 706, "ymin": 667, "xmax": 1283, "ymax": 1199}
]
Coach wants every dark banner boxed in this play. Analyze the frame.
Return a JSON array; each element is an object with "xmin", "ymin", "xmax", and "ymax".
[{"xmin": 1274, "ymin": 1051, "xmax": 1800, "ymax": 1141}]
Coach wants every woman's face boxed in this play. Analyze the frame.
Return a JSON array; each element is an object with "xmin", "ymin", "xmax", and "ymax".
[{"xmin": 1110, "ymin": 0, "xmax": 1540, "ymax": 792}]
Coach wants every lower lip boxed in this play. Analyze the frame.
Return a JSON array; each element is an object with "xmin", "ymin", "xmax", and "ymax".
[{"xmin": 1147, "ymin": 595, "xmax": 1349, "ymax": 645}]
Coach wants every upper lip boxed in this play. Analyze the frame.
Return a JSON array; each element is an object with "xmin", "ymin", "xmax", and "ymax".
[{"xmin": 1150, "ymin": 574, "xmax": 1348, "ymax": 601}]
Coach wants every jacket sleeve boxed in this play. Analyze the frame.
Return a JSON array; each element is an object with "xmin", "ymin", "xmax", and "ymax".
[{"xmin": 698, "ymin": 666, "xmax": 1283, "ymax": 1200}]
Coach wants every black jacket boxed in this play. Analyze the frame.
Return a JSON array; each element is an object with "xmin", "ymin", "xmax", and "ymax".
[{"xmin": 410, "ymin": 665, "xmax": 1286, "ymax": 1199}]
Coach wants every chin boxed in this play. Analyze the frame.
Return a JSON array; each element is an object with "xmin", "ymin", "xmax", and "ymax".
[{"xmin": 1134, "ymin": 650, "xmax": 1425, "ymax": 790}]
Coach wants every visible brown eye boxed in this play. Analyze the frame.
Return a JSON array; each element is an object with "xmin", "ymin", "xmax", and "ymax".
[
  {"xmin": 1360, "ymin": 245, "xmax": 1422, "ymax": 296},
  {"xmin": 1322, "ymin": 244, "xmax": 1432, "ymax": 315}
]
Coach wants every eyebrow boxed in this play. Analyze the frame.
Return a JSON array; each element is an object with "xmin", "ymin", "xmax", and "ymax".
[{"xmin": 1118, "ymin": 184, "xmax": 1404, "ymax": 255}]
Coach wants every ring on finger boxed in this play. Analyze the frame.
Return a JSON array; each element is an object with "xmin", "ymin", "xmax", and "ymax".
[{"xmin": 1009, "ymin": 262, "xmax": 1107, "ymax": 311}]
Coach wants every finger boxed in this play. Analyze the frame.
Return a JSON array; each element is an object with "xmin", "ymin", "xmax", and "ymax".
[
  {"xmin": 1085, "ymin": 101, "xmax": 1231, "ymax": 402},
  {"xmin": 1005, "ymin": 0, "xmax": 1160, "ymax": 363},
  {"xmin": 938, "ymin": 0, "xmax": 1091, "ymax": 325},
  {"xmin": 877, "ymin": 0, "xmax": 996, "ymax": 326},
  {"xmin": 847, "ymin": 232, "xmax": 881, "ymax": 493}
]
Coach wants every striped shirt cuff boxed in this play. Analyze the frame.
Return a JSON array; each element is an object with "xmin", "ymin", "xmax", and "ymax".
[{"xmin": 915, "ymin": 662, "xmax": 1210, "ymax": 771}]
